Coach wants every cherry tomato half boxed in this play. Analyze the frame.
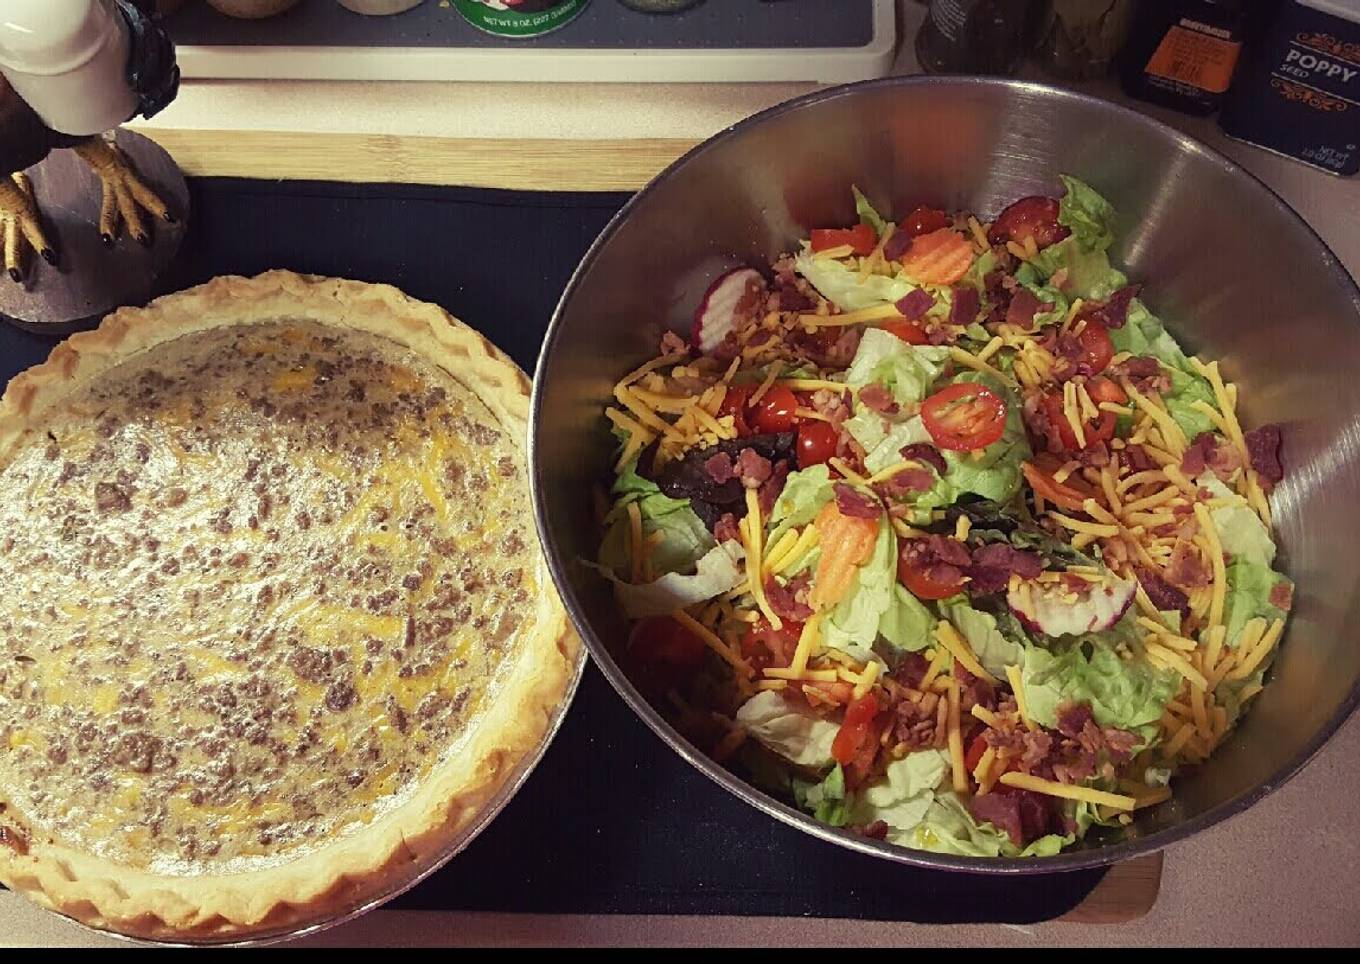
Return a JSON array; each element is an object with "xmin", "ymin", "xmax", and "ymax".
[
  {"xmin": 964, "ymin": 733, "xmax": 990, "ymax": 775},
  {"xmin": 1085, "ymin": 374, "xmax": 1128, "ymax": 406},
  {"xmin": 898, "ymin": 553, "xmax": 967, "ymax": 601},
  {"xmin": 1040, "ymin": 390, "xmax": 1116, "ymax": 453},
  {"xmin": 796, "ymin": 420, "xmax": 839, "ymax": 469},
  {"xmin": 986, "ymin": 195, "xmax": 1070, "ymax": 250},
  {"xmin": 740, "ymin": 618, "xmax": 804, "ymax": 672},
  {"xmin": 1076, "ymin": 319, "xmax": 1115, "ymax": 375},
  {"xmin": 880, "ymin": 318, "xmax": 928, "ymax": 345},
  {"xmin": 718, "ymin": 383, "xmax": 754, "ymax": 436},
  {"xmin": 831, "ymin": 692, "xmax": 881, "ymax": 767},
  {"xmin": 626, "ymin": 616, "xmax": 708, "ymax": 692},
  {"xmin": 901, "ymin": 205, "xmax": 951, "ymax": 238},
  {"xmin": 753, "ymin": 385, "xmax": 799, "ymax": 434},
  {"xmin": 810, "ymin": 223, "xmax": 877, "ymax": 256},
  {"xmin": 920, "ymin": 382, "xmax": 1008, "ymax": 452}
]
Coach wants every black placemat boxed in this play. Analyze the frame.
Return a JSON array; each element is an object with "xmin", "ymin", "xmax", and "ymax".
[{"xmin": 0, "ymin": 178, "xmax": 1107, "ymax": 923}]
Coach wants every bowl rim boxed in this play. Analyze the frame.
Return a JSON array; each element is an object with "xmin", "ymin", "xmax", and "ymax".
[{"xmin": 530, "ymin": 74, "xmax": 1360, "ymax": 874}]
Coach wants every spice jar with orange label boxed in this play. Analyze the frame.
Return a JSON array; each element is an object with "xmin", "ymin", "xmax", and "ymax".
[{"xmin": 1120, "ymin": 0, "xmax": 1249, "ymax": 114}]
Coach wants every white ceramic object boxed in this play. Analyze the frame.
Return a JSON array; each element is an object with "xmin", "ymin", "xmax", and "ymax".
[{"xmin": 0, "ymin": 0, "xmax": 139, "ymax": 137}]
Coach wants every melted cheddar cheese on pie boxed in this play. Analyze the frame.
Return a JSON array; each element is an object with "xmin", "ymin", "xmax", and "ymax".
[{"xmin": 0, "ymin": 272, "xmax": 579, "ymax": 941}]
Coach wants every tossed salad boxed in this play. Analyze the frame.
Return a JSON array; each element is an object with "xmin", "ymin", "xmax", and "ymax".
[{"xmin": 593, "ymin": 178, "xmax": 1291, "ymax": 857}]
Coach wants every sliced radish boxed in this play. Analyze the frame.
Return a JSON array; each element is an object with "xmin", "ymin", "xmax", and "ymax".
[
  {"xmin": 692, "ymin": 267, "xmax": 766, "ymax": 354},
  {"xmin": 1008, "ymin": 572, "xmax": 1135, "ymax": 638}
]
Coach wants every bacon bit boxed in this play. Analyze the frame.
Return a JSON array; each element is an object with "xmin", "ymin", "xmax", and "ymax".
[
  {"xmin": 736, "ymin": 447, "xmax": 773, "ymax": 489},
  {"xmin": 858, "ymin": 383, "xmax": 900, "ymax": 415},
  {"xmin": 1269, "ymin": 579, "xmax": 1294, "ymax": 611},
  {"xmin": 1056, "ymin": 701, "xmax": 1094, "ymax": 739},
  {"xmin": 877, "ymin": 467, "xmax": 936, "ymax": 499},
  {"xmin": 1182, "ymin": 432, "xmax": 1240, "ymax": 481},
  {"xmin": 966, "ymin": 543, "xmax": 1043, "ymax": 595},
  {"xmin": 1244, "ymin": 424, "xmax": 1284, "ymax": 485},
  {"xmin": 1122, "ymin": 444, "xmax": 1155, "ymax": 473},
  {"xmin": 892, "ymin": 651, "xmax": 931, "ymax": 689},
  {"xmin": 833, "ymin": 482, "xmax": 881, "ymax": 519},
  {"xmin": 969, "ymin": 788, "xmax": 1063, "ymax": 847},
  {"xmin": 757, "ymin": 460, "xmax": 790, "ymax": 517},
  {"xmin": 714, "ymin": 512, "xmax": 741, "ymax": 544},
  {"xmin": 1102, "ymin": 727, "xmax": 1139, "ymax": 763},
  {"xmin": 1111, "ymin": 355, "xmax": 1169, "ymax": 395},
  {"xmin": 1167, "ymin": 541, "xmax": 1211, "ymax": 589},
  {"xmin": 948, "ymin": 285, "xmax": 981, "ymax": 328},
  {"xmin": 1136, "ymin": 566, "xmax": 1190, "ymax": 615},
  {"xmin": 659, "ymin": 330, "xmax": 689, "ymax": 356},
  {"xmin": 899, "ymin": 443, "xmax": 948, "ymax": 475},
  {"xmin": 892, "ymin": 696, "xmax": 938, "ymax": 750},
  {"xmin": 883, "ymin": 229, "xmax": 914, "ymax": 262},
  {"xmin": 1079, "ymin": 284, "xmax": 1140, "ymax": 330},
  {"xmin": 765, "ymin": 572, "xmax": 814, "ymax": 622},
  {"xmin": 895, "ymin": 288, "xmax": 936, "ymax": 321},
  {"xmin": 704, "ymin": 451, "xmax": 735, "ymax": 484},
  {"xmin": 860, "ymin": 819, "xmax": 890, "ymax": 840},
  {"xmin": 925, "ymin": 322, "xmax": 958, "ymax": 347},
  {"xmin": 1005, "ymin": 288, "xmax": 1052, "ymax": 331}
]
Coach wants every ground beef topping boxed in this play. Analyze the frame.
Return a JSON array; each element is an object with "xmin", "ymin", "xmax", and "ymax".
[{"xmin": 0, "ymin": 320, "xmax": 538, "ymax": 872}]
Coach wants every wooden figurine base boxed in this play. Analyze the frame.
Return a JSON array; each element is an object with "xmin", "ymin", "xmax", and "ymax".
[{"xmin": 0, "ymin": 128, "xmax": 189, "ymax": 335}]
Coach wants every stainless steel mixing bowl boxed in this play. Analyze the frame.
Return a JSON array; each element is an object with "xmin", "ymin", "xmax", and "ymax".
[{"xmin": 530, "ymin": 76, "xmax": 1360, "ymax": 872}]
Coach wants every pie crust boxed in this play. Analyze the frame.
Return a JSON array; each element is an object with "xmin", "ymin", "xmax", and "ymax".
[{"xmin": 0, "ymin": 271, "xmax": 581, "ymax": 941}]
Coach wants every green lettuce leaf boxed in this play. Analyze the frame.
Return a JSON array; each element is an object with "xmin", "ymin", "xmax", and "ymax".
[
  {"xmin": 1162, "ymin": 366, "xmax": 1217, "ymax": 441},
  {"xmin": 795, "ymin": 764, "xmax": 850, "ymax": 826},
  {"xmin": 794, "ymin": 250, "xmax": 920, "ymax": 311},
  {"xmin": 850, "ymin": 414, "xmax": 935, "ymax": 476},
  {"xmin": 939, "ymin": 596, "xmax": 1024, "ymax": 678},
  {"xmin": 1109, "ymin": 299, "xmax": 1195, "ymax": 373},
  {"xmin": 1021, "ymin": 236, "xmax": 1128, "ymax": 301},
  {"xmin": 852, "ymin": 185, "xmax": 888, "ymax": 237},
  {"xmin": 905, "ymin": 791, "xmax": 1072, "ymax": 857},
  {"xmin": 590, "ymin": 542, "xmax": 744, "ymax": 619},
  {"xmin": 1021, "ymin": 631, "xmax": 1179, "ymax": 737},
  {"xmin": 1058, "ymin": 174, "xmax": 1117, "ymax": 252},
  {"xmin": 877, "ymin": 584, "xmax": 938, "ymax": 660},
  {"xmin": 1201, "ymin": 475, "xmax": 1277, "ymax": 568},
  {"xmin": 845, "ymin": 328, "xmax": 951, "ymax": 408},
  {"xmin": 1222, "ymin": 558, "xmax": 1291, "ymax": 647},
  {"xmin": 599, "ymin": 457, "xmax": 716, "ymax": 579},
  {"xmin": 845, "ymin": 750, "xmax": 949, "ymax": 837},
  {"xmin": 767, "ymin": 463, "xmax": 835, "ymax": 546},
  {"xmin": 735, "ymin": 690, "xmax": 840, "ymax": 770}
]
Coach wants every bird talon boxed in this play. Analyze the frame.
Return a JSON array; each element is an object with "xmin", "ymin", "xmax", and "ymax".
[
  {"xmin": 7, "ymin": 268, "xmax": 21, "ymax": 283},
  {"xmin": 134, "ymin": 233, "xmax": 150, "ymax": 247},
  {"xmin": 40, "ymin": 248, "xmax": 57, "ymax": 265},
  {"xmin": 100, "ymin": 233, "xmax": 115, "ymax": 247},
  {"xmin": 163, "ymin": 212, "xmax": 177, "ymax": 225}
]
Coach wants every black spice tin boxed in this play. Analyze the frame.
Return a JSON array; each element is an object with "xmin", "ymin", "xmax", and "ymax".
[{"xmin": 1218, "ymin": 0, "xmax": 1360, "ymax": 176}]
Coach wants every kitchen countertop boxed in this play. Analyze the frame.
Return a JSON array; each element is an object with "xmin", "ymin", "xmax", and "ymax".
[{"xmin": 5, "ymin": 0, "xmax": 1359, "ymax": 949}]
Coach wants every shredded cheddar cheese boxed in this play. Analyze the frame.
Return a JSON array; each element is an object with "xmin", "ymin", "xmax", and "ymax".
[
  {"xmin": 998, "ymin": 772, "xmax": 1136, "ymax": 810},
  {"xmin": 947, "ymin": 681, "xmax": 968, "ymax": 795},
  {"xmin": 935, "ymin": 621, "xmax": 997, "ymax": 684},
  {"xmin": 1005, "ymin": 664, "xmax": 1036, "ymax": 731}
]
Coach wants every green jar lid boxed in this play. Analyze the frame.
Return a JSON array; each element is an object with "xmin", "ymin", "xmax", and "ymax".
[{"xmin": 451, "ymin": 0, "xmax": 589, "ymax": 38}]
